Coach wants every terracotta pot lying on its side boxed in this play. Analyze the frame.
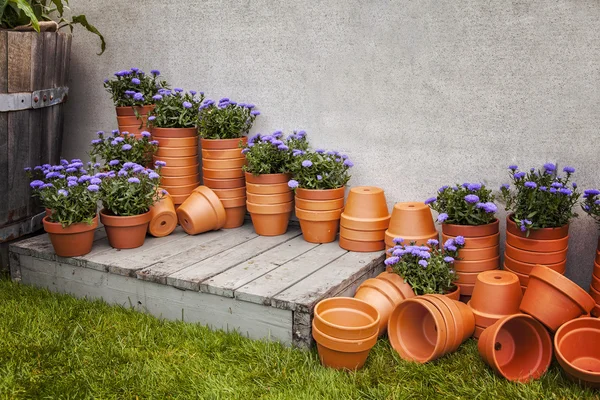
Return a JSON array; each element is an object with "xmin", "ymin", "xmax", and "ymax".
[
  {"xmin": 148, "ymin": 192, "xmax": 177, "ymax": 237},
  {"xmin": 554, "ymin": 317, "xmax": 600, "ymax": 388},
  {"xmin": 176, "ymin": 186, "xmax": 226, "ymax": 235}
]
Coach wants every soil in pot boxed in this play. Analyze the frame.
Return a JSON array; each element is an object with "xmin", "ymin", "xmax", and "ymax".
[
  {"xmin": 176, "ymin": 186, "xmax": 226, "ymax": 234},
  {"xmin": 555, "ymin": 317, "xmax": 600, "ymax": 388},
  {"xmin": 43, "ymin": 216, "xmax": 98, "ymax": 257},
  {"xmin": 100, "ymin": 210, "xmax": 152, "ymax": 249}
]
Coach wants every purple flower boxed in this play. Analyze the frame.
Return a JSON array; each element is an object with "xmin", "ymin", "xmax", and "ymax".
[
  {"xmin": 559, "ymin": 188, "xmax": 572, "ymax": 196},
  {"xmin": 500, "ymin": 183, "xmax": 510, "ymax": 190},
  {"xmin": 392, "ymin": 237, "xmax": 404, "ymax": 245},
  {"xmin": 292, "ymin": 150, "xmax": 305, "ymax": 157},
  {"xmin": 444, "ymin": 256, "xmax": 455, "ymax": 263},
  {"xmin": 277, "ymin": 144, "xmax": 289, "ymax": 151},
  {"xmin": 65, "ymin": 167, "xmax": 77, "ymax": 173},
  {"xmin": 468, "ymin": 183, "xmax": 482, "ymax": 191},
  {"xmin": 109, "ymin": 160, "xmax": 120, "ymax": 166},
  {"xmin": 131, "ymin": 67, "xmax": 139, "ymax": 72},
  {"xmin": 424, "ymin": 197, "xmax": 437, "ymax": 205},
  {"xmin": 288, "ymin": 179, "xmax": 299, "ymax": 189},
  {"xmin": 133, "ymin": 93, "xmax": 144, "ymax": 101},
  {"xmin": 543, "ymin": 163, "xmax": 556, "ymax": 172},
  {"xmin": 437, "ymin": 213, "xmax": 448, "ymax": 222},
  {"xmin": 30, "ymin": 180, "xmax": 44, "ymax": 188},
  {"xmin": 418, "ymin": 260, "xmax": 428, "ymax": 268},
  {"xmin": 343, "ymin": 159, "xmax": 354, "ymax": 167},
  {"xmin": 123, "ymin": 162, "xmax": 135, "ymax": 170},
  {"xmin": 122, "ymin": 144, "xmax": 132, "ymax": 151},
  {"xmin": 58, "ymin": 189, "xmax": 68, "ymax": 196},
  {"xmin": 513, "ymin": 172, "xmax": 526, "ymax": 179},
  {"xmin": 175, "ymin": 88, "xmax": 184, "ymax": 93},
  {"xmin": 315, "ymin": 149, "xmax": 325, "ymax": 154},
  {"xmin": 464, "ymin": 194, "xmax": 479, "ymax": 204},
  {"xmin": 246, "ymin": 103, "xmax": 255, "ymax": 109},
  {"xmin": 67, "ymin": 180, "xmax": 78, "ymax": 187},
  {"xmin": 551, "ymin": 182, "xmax": 563, "ymax": 188},
  {"xmin": 524, "ymin": 181, "xmax": 537, "ymax": 189},
  {"xmin": 508, "ymin": 165, "xmax": 518, "ymax": 170},
  {"xmin": 150, "ymin": 140, "xmax": 159, "ymax": 145},
  {"xmin": 584, "ymin": 189, "xmax": 600, "ymax": 196},
  {"xmin": 190, "ymin": 90, "xmax": 197, "ymax": 96},
  {"xmin": 183, "ymin": 101, "xmax": 192, "ymax": 109},
  {"xmin": 154, "ymin": 161, "xmax": 167, "ymax": 168},
  {"xmin": 87, "ymin": 184, "xmax": 99, "ymax": 192},
  {"xmin": 141, "ymin": 131, "xmax": 151, "ymax": 138},
  {"xmin": 148, "ymin": 172, "xmax": 160, "ymax": 180},
  {"xmin": 112, "ymin": 130, "xmax": 120, "ymax": 136},
  {"xmin": 128, "ymin": 177, "xmax": 140, "ymax": 184},
  {"xmin": 45, "ymin": 171, "xmax": 61, "ymax": 179},
  {"xmin": 301, "ymin": 160, "xmax": 313, "ymax": 168},
  {"xmin": 131, "ymin": 78, "xmax": 141, "ymax": 85},
  {"xmin": 384, "ymin": 256, "xmax": 400, "ymax": 266},
  {"xmin": 446, "ymin": 245, "xmax": 457, "ymax": 252},
  {"xmin": 241, "ymin": 148, "xmax": 250, "ymax": 154},
  {"xmin": 316, "ymin": 175, "xmax": 322, "ymax": 181},
  {"xmin": 454, "ymin": 236, "xmax": 465, "ymax": 246},
  {"xmin": 427, "ymin": 239, "xmax": 439, "ymax": 247},
  {"xmin": 482, "ymin": 202, "xmax": 497, "ymax": 213},
  {"xmin": 91, "ymin": 139, "xmax": 102, "ymax": 145},
  {"xmin": 563, "ymin": 166, "xmax": 575, "ymax": 174},
  {"xmin": 90, "ymin": 178, "xmax": 102, "ymax": 185},
  {"xmin": 572, "ymin": 182, "xmax": 578, "ymax": 189},
  {"xmin": 550, "ymin": 188, "xmax": 557, "ymax": 194},
  {"xmin": 250, "ymin": 110, "xmax": 261, "ymax": 116},
  {"xmin": 152, "ymin": 95, "xmax": 163, "ymax": 101},
  {"xmin": 151, "ymin": 69, "xmax": 160, "ymax": 76},
  {"xmin": 540, "ymin": 186, "xmax": 547, "ymax": 191}
]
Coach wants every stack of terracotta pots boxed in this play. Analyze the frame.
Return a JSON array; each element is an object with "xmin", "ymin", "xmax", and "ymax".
[
  {"xmin": 295, "ymin": 187, "xmax": 345, "ymax": 243},
  {"xmin": 385, "ymin": 202, "xmax": 438, "ymax": 252},
  {"xmin": 147, "ymin": 191, "xmax": 178, "ymax": 237},
  {"xmin": 467, "ymin": 270, "xmax": 522, "ymax": 339},
  {"xmin": 312, "ymin": 297, "xmax": 379, "ymax": 370},
  {"xmin": 354, "ymin": 271, "xmax": 415, "ymax": 335},
  {"xmin": 245, "ymin": 173, "xmax": 293, "ymax": 236},
  {"xmin": 339, "ymin": 186, "xmax": 390, "ymax": 252},
  {"xmin": 153, "ymin": 128, "xmax": 200, "ymax": 206},
  {"xmin": 176, "ymin": 186, "xmax": 226, "ymax": 235},
  {"xmin": 116, "ymin": 105, "xmax": 154, "ymax": 138},
  {"xmin": 589, "ymin": 238, "xmax": 600, "ymax": 317},
  {"xmin": 442, "ymin": 220, "xmax": 500, "ymax": 298},
  {"xmin": 503, "ymin": 215, "xmax": 568, "ymax": 292},
  {"xmin": 200, "ymin": 137, "xmax": 248, "ymax": 229},
  {"xmin": 388, "ymin": 294, "xmax": 475, "ymax": 363},
  {"xmin": 555, "ymin": 317, "xmax": 600, "ymax": 388}
]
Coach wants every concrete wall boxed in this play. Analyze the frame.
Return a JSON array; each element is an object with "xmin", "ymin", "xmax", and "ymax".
[{"xmin": 64, "ymin": 0, "xmax": 600, "ymax": 287}]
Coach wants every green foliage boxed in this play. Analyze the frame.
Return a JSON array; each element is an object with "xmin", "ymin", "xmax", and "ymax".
[
  {"xmin": 148, "ymin": 89, "xmax": 204, "ymax": 129},
  {"xmin": 288, "ymin": 148, "xmax": 353, "ymax": 190},
  {"xmin": 427, "ymin": 183, "xmax": 497, "ymax": 226},
  {"xmin": 103, "ymin": 68, "xmax": 168, "ymax": 107},
  {"xmin": 581, "ymin": 189, "xmax": 600, "ymax": 227},
  {"xmin": 99, "ymin": 163, "xmax": 162, "ymax": 216},
  {"xmin": 0, "ymin": 0, "xmax": 105, "ymax": 54},
  {"xmin": 198, "ymin": 98, "xmax": 259, "ymax": 139},
  {"xmin": 387, "ymin": 238, "xmax": 462, "ymax": 295},
  {"xmin": 499, "ymin": 163, "xmax": 580, "ymax": 232},
  {"xmin": 89, "ymin": 130, "xmax": 157, "ymax": 170},
  {"xmin": 242, "ymin": 131, "xmax": 309, "ymax": 175}
]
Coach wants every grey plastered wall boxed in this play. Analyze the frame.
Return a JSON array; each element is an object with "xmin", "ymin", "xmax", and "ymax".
[{"xmin": 63, "ymin": 1, "xmax": 600, "ymax": 287}]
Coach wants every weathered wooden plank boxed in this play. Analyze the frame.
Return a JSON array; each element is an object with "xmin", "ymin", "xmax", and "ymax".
[
  {"xmin": 235, "ymin": 242, "xmax": 348, "ymax": 306},
  {"xmin": 49, "ymin": 33, "xmax": 64, "ymax": 163},
  {"xmin": 292, "ymin": 311, "xmax": 313, "ymax": 349},
  {"xmin": 170, "ymin": 228, "xmax": 301, "ymax": 292},
  {"xmin": 272, "ymin": 251, "xmax": 385, "ymax": 313},
  {"xmin": 0, "ymin": 31, "xmax": 8, "ymax": 227},
  {"xmin": 140, "ymin": 225, "xmax": 257, "ymax": 285},
  {"xmin": 7, "ymin": 32, "xmax": 32, "ymax": 92},
  {"xmin": 28, "ymin": 34, "xmax": 44, "ymax": 216},
  {"xmin": 41, "ymin": 32, "xmax": 56, "ymax": 167},
  {"xmin": 201, "ymin": 234, "xmax": 318, "ymax": 297}
]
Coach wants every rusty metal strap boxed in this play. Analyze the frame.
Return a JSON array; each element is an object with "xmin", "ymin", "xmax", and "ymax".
[
  {"xmin": 0, "ymin": 87, "xmax": 69, "ymax": 112},
  {"xmin": 0, "ymin": 211, "xmax": 45, "ymax": 243}
]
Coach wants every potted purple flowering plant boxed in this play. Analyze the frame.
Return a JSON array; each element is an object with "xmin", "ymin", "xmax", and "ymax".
[
  {"xmin": 26, "ymin": 159, "xmax": 103, "ymax": 257},
  {"xmin": 198, "ymin": 98, "xmax": 260, "ymax": 140},
  {"xmin": 90, "ymin": 130, "xmax": 158, "ymax": 171}
]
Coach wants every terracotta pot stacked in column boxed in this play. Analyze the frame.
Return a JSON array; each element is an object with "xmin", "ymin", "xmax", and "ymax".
[
  {"xmin": 153, "ymin": 128, "xmax": 200, "ymax": 206},
  {"xmin": 503, "ymin": 215, "xmax": 569, "ymax": 292},
  {"xmin": 245, "ymin": 173, "xmax": 293, "ymax": 236},
  {"xmin": 388, "ymin": 295, "xmax": 475, "ymax": 363},
  {"xmin": 201, "ymin": 137, "xmax": 248, "ymax": 229},
  {"xmin": 467, "ymin": 270, "xmax": 523, "ymax": 339},
  {"xmin": 295, "ymin": 187, "xmax": 345, "ymax": 243},
  {"xmin": 116, "ymin": 105, "xmax": 154, "ymax": 138},
  {"xmin": 384, "ymin": 202, "xmax": 438, "ymax": 252},
  {"xmin": 312, "ymin": 297, "xmax": 379, "ymax": 370},
  {"xmin": 555, "ymin": 317, "xmax": 600, "ymax": 388},
  {"xmin": 339, "ymin": 186, "xmax": 390, "ymax": 252},
  {"xmin": 442, "ymin": 220, "xmax": 500, "ymax": 298},
  {"xmin": 589, "ymin": 238, "xmax": 600, "ymax": 317}
]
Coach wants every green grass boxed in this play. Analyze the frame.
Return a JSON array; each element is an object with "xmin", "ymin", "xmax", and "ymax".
[{"xmin": 0, "ymin": 279, "xmax": 596, "ymax": 399}]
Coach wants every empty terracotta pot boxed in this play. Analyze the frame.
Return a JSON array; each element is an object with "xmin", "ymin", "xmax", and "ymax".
[
  {"xmin": 43, "ymin": 215, "xmax": 98, "ymax": 257},
  {"xmin": 468, "ymin": 270, "xmax": 522, "ymax": 328},
  {"xmin": 421, "ymin": 295, "xmax": 475, "ymax": 351},
  {"xmin": 148, "ymin": 192, "xmax": 177, "ymax": 238},
  {"xmin": 200, "ymin": 137, "xmax": 247, "ymax": 150},
  {"xmin": 219, "ymin": 196, "xmax": 247, "ymax": 229},
  {"xmin": 154, "ymin": 136, "xmax": 198, "ymax": 147},
  {"xmin": 203, "ymin": 176, "xmax": 246, "ymax": 189},
  {"xmin": 339, "ymin": 236, "xmax": 386, "ymax": 252},
  {"xmin": 520, "ymin": 265, "xmax": 595, "ymax": 331},
  {"xmin": 313, "ymin": 297, "xmax": 380, "ymax": 340},
  {"xmin": 246, "ymin": 191, "xmax": 293, "ymax": 204},
  {"xmin": 161, "ymin": 174, "xmax": 200, "ymax": 187},
  {"xmin": 478, "ymin": 313, "xmax": 552, "ymax": 382},
  {"xmin": 246, "ymin": 182, "xmax": 289, "ymax": 195},
  {"xmin": 212, "ymin": 187, "xmax": 247, "ymax": 199},
  {"xmin": 504, "ymin": 254, "xmax": 566, "ymax": 276},
  {"xmin": 296, "ymin": 197, "xmax": 345, "ymax": 211},
  {"xmin": 176, "ymin": 186, "xmax": 226, "ymax": 235},
  {"xmin": 456, "ymin": 245, "xmax": 499, "ymax": 261},
  {"xmin": 555, "ymin": 317, "xmax": 600, "ymax": 388},
  {"xmin": 504, "ymin": 242, "xmax": 568, "ymax": 264},
  {"xmin": 246, "ymin": 201, "xmax": 293, "ymax": 236},
  {"xmin": 387, "ymin": 202, "xmax": 438, "ymax": 240},
  {"xmin": 295, "ymin": 207, "xmax": 343, "ymax": 244},
  {"xmin": 296, "ymin": 187, "xmax": 345, "ymax": 200},
  {"xmin": 203, "ymin": 157, "xmax": 246, "ymax": 169},
  {"xmin": 202, "ymin": 167, "xmax": 244, "ymax": 179},
  {"xmin": 155, "ymin": 146, "xmax": 198, "ymax": 157},
  {"xmin": 506, "ymin": 214, "xmax": 569, "ymax": 240},
  {"xmin": 453, "ymin": 257, "xmax": 500, "ymax": 273},
  {"xmin": 160, "ymin": 183, "xmax": 198, "ymax": 196},
  {"xmin": 245, "ymin": 172, "xmax": 290, "ymax": 185},
  {"xmin": 116, "ymin": 104, "xmax": 155, "ymax": 116},
  {"xmin": 341, "ymin": 186, "xmax": 390, "ymax": 227},
  {"xmin": 312, "ymin": 324, "xmax": 378, "ymax": 370},
  {"xmin": 152, "ymin": 127, "xmax": 197, "ymax": 138},
  {"xmin": 442, "ymin": 219, "xmax": 499, "ymax": 237},
  {"xmin": 506, "ymin": 231, "xmax": 569, "ymax": 252},
  {"xmin": 339, "ymin": 226, "xmax": 385, "ymax": 242},
  {"xmin": 161, "ymin": 164, "xmax": 199, "ymax": 177},
  {"xmin": 201, "ymin": 148, "xmax": 243, "ymax": 159},
  {"xmin": 442, "ymin": 233, "xmax": 500, "ymax": 249},
  {"xmin": 100, "ymin": 209, "xmax": 152, "ymax": 249}
]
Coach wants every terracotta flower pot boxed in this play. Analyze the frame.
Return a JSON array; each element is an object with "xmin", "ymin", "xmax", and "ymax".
[
  {"xmin": 100, "ymin": 209, "xmax": 152, "ymax": 249},
  {"xmin": 453, "ymin": 257, "xmax": 500, "ymax": 273},
  {"xmin": 592, "ymin": 275, "xmax": 600, "ymax": 292},
  {"xmin": 152, "ymin": 127, "xmax": 197, "ymax": 138},
  {"xmin": 354, "ymin": 272, "xmax": 415, "ymax": 335},
  {"xmin": 200, "ymin": 137, "xmax": 247, "ymax": 150},
  {"xmin": 154, "ymin": 136, "xmax": 198, "ymax": 147},
  {"xmin": 468, "ymin": 270, "xmax": 522, "ymax": 328},
  {"xmin": 154, "ymin": 155, "xmax": 198, "ymax": 168},
  {"xmin": 148, "ymin": 193, "xmax": 177, "ymax": 238},
  {"xmin": 341, "ymin": 214, "xmax": 391, "ymax": 231},
  {"xmin": 386, "ymin": 202, "xmax": 438, "ymax": 240},
  {"xmin": 296, "ymin": 187, "xmax": 345, "ymax": 200},
  {"xmin": 247, "ymin": 191, "xmax": 293, "ymax": 205},
  {"xmin": 43, "ymin": 215, "xmax": 98, "ymax": 257},
  {"xmin": 504, "ymin": 242, "xmax": 568, "ymax": 264},
  {"xmin": 503, "ymin": 265, "xmax": 530, "ymax": 287},
  {"xmin": 442, "ymin": 219, "xmax": 499, "ymax": 238},
  {"xmin": 246, "ymin": 201, "xmax": 293, "ymax": 236},
  {"xmin": 155, "ymin": 146, "xmax": 198, "ymax": 158},
  {"xmin": 312, "ymin": 324, "xmax": 378, "ymax": 370},
  {"xmin": 445, "ymin": 285, "xmax": 461, "ymax": 301},
  {"xmin": 339, "ymin": 226, "xmax": 385, "ymax": 242},
  {"xmin": 520, "ymin": 265, "xmax": 595, "ymax": 331},
  {"xmin": 341, "ymin": 186, "xmax": 390, "ymax": 228},
  {"xmin": 506, "ymin": 231, "xmax": 569, "ymax": 252},
  {"xmin": 203, "ymin": 157, "xmax": 246, "ymax": 170},
  {"xmin": 176, "ymin": 186, "xmax": 226, "ymax": 235},
  {"xmin": 244, "ymin": 172, "xmax": 290, "ymax": 185},
  {"xmin": 421, "ymin": 295, "xmax": 475, "ymax": 351},
  {"xmin": 220, "ymin": 196, "xmax": 247, "ymax": 229},
  {"xmin": 418, "ymin": 296, "xmax": 459, "ymax": 355},
  {"xmin": 456, "ymin": 245, "xmax": 499, "ymax": 261},
  {"xmin": 161, "ymin": 164, "xmax": 199, "ymax": 177},
  {"xmin": 589, "ymin": 286, "xmax": 600, "ymax": 304},
  {"xmin": 478, "ymin": 314, "xmax": 552, "ymax": 382},
  {"xmin": 295, "ymin": 207, "xmax": 343, "ymax": 244},
  {"xmin": 201, "ymin": 147, "xmax": 243, "ymax": 159},
  {"xmin": 313, "ymin": 297, "xmax": 380, "ymax": 340},
  {"xmin": 442, "ymin": 233, "xmax": 500, "ymax": 249},
  {"xmin": 504, "ymin": 254, "xmax": 566, "ymax": 276},
  {"xmin": 160, "ymin": 183, "xmax": 199, "ymax": 196},
  {"xmin": 203, "ymin": 176, "xmax": 246, "ymax": 189},
  {"xmin": 339, "ymin": 236, "xmax": 386, "ymax": 252},
  {"xmin": 246, "ymin": 181, "xmax": 289, "ymax": 195},
  {"xmin": 202, "ymin": 167, "xmax": 244, "ymax": 179},
  {"xmin": 295, "ymin": 197, "xmax": 345, "ymax": 211},
  {"xmin": 115, "ymin": 104, "xmax": 155, "ymax": 116},
  {"xmin": 506, "ymin": 214, "xmax": 569, "ymax": 240},
  {"xmin": 160, "ymin": 174, "xmax": 200, "ymax": 187},
  {"xmin": 212, "ymin": 187, "xmax": 247, "ymax": 199},
  {"xmin": 555, "ymin": 317, "xmax": 600, "ymax": 388}
]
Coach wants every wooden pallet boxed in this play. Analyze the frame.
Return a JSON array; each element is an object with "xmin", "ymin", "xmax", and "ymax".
[{"xmin": 9, "ymin": 223, "xmax": 384, "ymax": 347}]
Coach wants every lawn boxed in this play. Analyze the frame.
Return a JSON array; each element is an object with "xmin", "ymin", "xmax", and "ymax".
[{"xmin": 0, "ymin": 278, "xmax": 596, "ymax": 399}]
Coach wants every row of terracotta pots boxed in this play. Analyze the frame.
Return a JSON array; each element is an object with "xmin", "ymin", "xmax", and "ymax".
[
  {"xmin": 384, "ymin": 202, "xmax": 439, "ymax": 252},
  {"xmin": 116, "ymin": 105, "xmax": 153, "ymax": 138},
  {"xmin": 339, "ymin": 187, "xmax": 390, "ymax": 252},
  {"xmin": 201, "ymin": 137, "xmax": 248, "ymax": 229},
  {"xmin": 246, "ymin": 173, "xmax": 293, "ymax": 236},
  {"xmin": 295, "ymin": 187, "xmax": 345, "ymax": 243},
  {"xmin": 589, "ymin": 239, "xmax": 600, "ymax": 317}
]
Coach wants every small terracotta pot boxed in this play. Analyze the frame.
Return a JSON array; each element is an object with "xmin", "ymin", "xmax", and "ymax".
[
  {"xmin": 339, "ymin": 237, "xmax": 385, "ymax": 252},
  {"xmin": 201, "ymin": 147, "xmax": 243, "ymax": 160},
  {"xmin": 295, "ymin": 187, "xmax": 345, "ymax": 201},
  {"xmin": 312, "ymin": 325, "xmax": 377, "ymax": 370},
  {"xmin": 161, "ymin": 164, "xmax": 199, "ymax": 177},
  {"xmin": 220, "ymin": 196, "xmax": 247, "ymax": 229},
  {"xmin": 504, "ymin": 242, "xmax": 568, "ymax": 264},
  {"xmin": 244, "ymin": 172, "xmax": 290, "ymax": 185},
  {"xmin": 442, "ymin": 233, "xmax": 499, "ymax": 249},
  {"xmin": 442, "ymin": 219, "xmax": 499, "ymax": 238},
  {"xmin": 342, "ymin": 186, "xmax": 390, "ymax": 221},
  {"xmin": 520, "ymin": 265, "xmax": 595, "ymax": 331},
  {"xmin": 246, "ymin": 191, "xmax": 293, "ymax": 205},
  {"xmin": 203, "ymin": 176, "xmax": 246, "ymax": 189},
  {"xmin": 458, "ymin": 283, "xmax": 475, "ymax": 296},
  {"xmin": 116, "ymin": 104, "xmax": 155, "ymax": 116},
  {"xmin": 504, "ymin": 254, "xmax": 566, "ymax": 276},
  {"xmin": 246, "ymin": 181, "xmax": 289, "ymax": 195},
  {"xmin": 152, "ymin": 127, "xmax": 197, "ymax": 138},
  {"xmin": 117, "ymin": 115, "xmax": 148, "ymax": 126},
  {"xmin": 456, "ymin": 245, "xmax": 499, "ymax": 261},
  {"xmin": 295, "ymin": 207, "xmax": 343, "ymax": 244},
  {"xmin": 155, "ymin": 146, "xmax": 198, "ymax": 157},
  {"xmin": 445, "ymin": 286, "xmax": 461, "ymax": 301},
  {"xmin": 506, "ymin": 214, "xmax": 569, "ymax": 240},
  {"xmin": 43, "ymin": 216, "xmax": 98, "ymax": 257},
  {"xmin": 503, "ymin": 265, "xmax": 530, "ymax": 287},
  {"xmin": 100, "ymin": 209, "xmax": 152, "ymax": 249},
  {"xmin": 384, "ymin": 232, "xmax": 439, "ymax": 248},
  {"xmin": 247, "ymin": 201, "xmax": 293, "ymax": 236},
  {"xmin": 339, "ymin": 226, "xmax": 385, "ymax": 242},
  {"xmin": 295, "ymin": 197, "xmax": 345, "ymax": 211},
  {"xmin": 453, "ymin": 257, "xmax": 500, "ymax": 273},
  {"xmin": 555, "ymin": 317, "xmax": 600, "ymax": 388},
  {"xmin": 154, "ymin": 155, "xmax": 198, "ymax": 168},
  {"xmin": 202, "ymin": 167, "xmax": 244, "ymax": 179},
  {"xmin": 386, "ymin": 202, "xmax": 438, "ymax": 241},
  {"xmin": 506, "ymin": 231, "xmax": 569, "ymax": 252},
  {"xmin": 148, "ymin": 193, "xmax": 177, "ymax": 238},
  {"xmin": 176, "ymin": 186, "xmax": 227, "ymax": 235},
  {"xmin": 212, "ymin": 187, "xmax": 247, "ymax": 199},
  {"xmin": 478, "ymin": 314, "xmax": 552, "ymax": 382},
  {"xmin": 160, "ymin": 183, "xmax": 199, "ymax": 196},
  {"xmin": 154, "ymin": 136, "xmax": 198, "ymax": 147},
  {"xmin": 313, "ymin": 297, "xmax": 380, "ymax": 340},
  {"xmin": 200, "ymin": 137, "xmax": 247, "ymax": 150},
  {"xmin": 203, "ymin": 157, "xmax": 246, "ymax": 170},
  {"xmin": 420, "ymin": 295, "xmax": 475, "ymax": 351},
  {"xmin": 469, "ymin": 270, "xmax": 522, "ymax": 316},
  {"xmin": 341, "ymin": 214, "xmax": 391, "ymax": 231},
  {"xmin": 418, "ymin": 296, "xmax": 459, "ymax": 355},
  {"xmin": 160, "ymin": 174, "xmax": 200, "ymax": 187}
]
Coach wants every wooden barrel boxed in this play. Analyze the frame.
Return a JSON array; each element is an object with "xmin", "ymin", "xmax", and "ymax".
[{"xmin": 0, "ymin": 31, "xmax": 72, "ymax": 242}]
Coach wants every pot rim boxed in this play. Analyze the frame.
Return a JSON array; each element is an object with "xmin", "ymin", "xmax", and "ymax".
[
  {"xmin": 506, "ymin": 214, "xmax": 569, "ymax": 239},
  {"xmin": 311, "ymin": 324, "xmax": 378, "ymax": 352},
  {"xmin": 554, "ymin": 317, "xmax": 600, "ymax": 379},
  {"xmin": 314, "ymin": 297, "xmax": 380, "ymax": 334},
  {"xmin": 529, "ymin": 265, "xmax": 595, "ymax": 313},
  {"xmin": 43, "ymin": 215, "xmax": 98, "ymax": 234},
  {"xmin": 99, "ymin": 209, "xmax": 152, "ymax": 226}
]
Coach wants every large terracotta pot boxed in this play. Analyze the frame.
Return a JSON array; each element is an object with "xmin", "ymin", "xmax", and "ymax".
[
  {"xmin": 200, "ymin": 137, "xmax": 247, "ymax": 150},
  {"xmin": 520, "ymin": 265, "xmax": 595, "ymax": 331},
  {"xmin": 100, "ymin": 209, "xmax": 152, "ymax": 249},
  {"xmin": 312, "ymin": 325, "xmax": 378, "ymax": 370},
  {"xmin": 420, "ymin": 295, "xmax": 475, "ymax": 352},
  {"xmin": 155, "ymin": 146, "xmax": 198, "ymax": 158},
  {"xmin": 148, "ymin": 193, "xmax": 177, "ymax": 237},
  {"xmin": 296, "ymin": 197, "xmax": 345, "ymax": 211},
  {"xmin": 152, "ymin": 127, "xmax": 197, "ymax": 138},
  {"xmin": 220, "ymin": 196, "xmax": 247, "ymax": 229},
  {"xmin": 154, "ymin": 136, "xmax": 198, "ymax": 147},
  {"xmin": 295, "ymin": 208, "xmax": 343, "ymax": 243},
  {"xmin": 176, "ymin": 186, "xmax": 226, "ymax": 235},
  {"xmin": 468, "ymin": 270, "xmax": 522, "ymax": 329},
  {"xmin": 442, "ymin": 219, "xmax": 499, "ymax": 237},
  {"xmin": 117, "ymin": 115, "xmax": 148, "ymax": 126},
  {"xmin": 554, "ymin": 317, "xmax": 600, "ymax": 388},
  {"xmin": 245, "ymin": 172, "xmax": 291, "ymax": 185},
  {"xmin": 453, "ymin": 257, "xmax": 500, "ymax": 273},
  {"xmin": 456, "ymin": 245, "xmax": 499, "ymax": 261},
  {"xmin": 478, "ymin": 314, "xmax": 552, "ymax": 382},
  {"xmin": 385, "ymin": 202, "xmax": 438, "ymax": 247},
  {"xmin": 161, "ymin": 164, "xmax": 199, "ymax": 177},
  {"xmin": 203, "ymin": 177, "xmax": 245, "ymax": 189},
  {"xmin": 161, "ymin": 174, "xmax": 200, "ymax": 187},
  {"xmin": 43, "ymin": 216, "xmax": 98, "ymax": 257},
  {"xmin": 246, "ymin": 201, "xmax": 293, "ymax": 236},
  {"xmin": 154, "ymin": 156, "xmax": 198, "ymax": 168},
  {"xmin": 202, "ymin": 167, "xmax": 244, "ymax": 179},
  {"xmin": 313, "ymin": 297, "xmax": 380, "ymax": 340},
  {"xmin": 247, "ymin": 191, "xmax": 293, "ymax": 204}
]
